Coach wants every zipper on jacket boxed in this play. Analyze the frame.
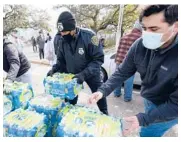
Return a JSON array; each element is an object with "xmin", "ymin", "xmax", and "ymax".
[{"xmin": 146, "ymin": 50, "xmax": 157, "ymax": 84}]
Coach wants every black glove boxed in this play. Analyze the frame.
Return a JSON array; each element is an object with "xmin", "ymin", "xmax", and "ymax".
[
  {"xmin": 72, "ymin": 73, "xmax": 85, "ymax": 84},
  {"xmin": 47, "ymin": 70, "xmax": 54, "ymax": 77}
]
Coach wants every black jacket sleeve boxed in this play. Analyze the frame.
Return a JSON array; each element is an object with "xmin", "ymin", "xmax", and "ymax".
[
  {"xmin": 98, "ymin": 39, "xmax": 138, "ymax": 97},
  {"xmin": 80, "ymin": 35, "xmax": 104, "ymax": 80},
  {"xmin": 136, "ymin": 77, "xmax": 178, "ymax": 126},
  {"xmin": 54, "ymin": 34, "xmax": 60, "ymax": 55},
  {"xmin": 5, "ymin": 44, "xmax": 20, "ymax": 81},
  {"xmin": 52, "ymin": 39, "xmax": 67, "ymax": 73}
]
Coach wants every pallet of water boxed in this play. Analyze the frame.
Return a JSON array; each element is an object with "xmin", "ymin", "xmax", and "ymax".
[
  {"xmin": 28, "ymin": 94, "xmax": 65, "ymax": 136},
  {"xmin": 43, "ymin": 73, "xmax": 82, "ymax": 100},
  {"xmin": 3, "ymin": 95, "xmax": 13, "ymax": 116},
  {"xmin": 56, "ymin": 105, "xmax": 123, "ymax": 137},
  {"xmin": 3, "ymin": 108, "xmax": 48, "ymax": 137},
  {"xmin": 3, "ymin": 81, "xmax": 34, "ymax": 111}
]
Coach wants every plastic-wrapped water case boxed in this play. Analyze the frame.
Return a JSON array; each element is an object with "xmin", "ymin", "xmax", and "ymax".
[
  {"xmin": 56, "ymin": 105, "xmax": 123, "ymax": 137},
  {"xmin": 43, "ymin": 73, "xmax": 82, "ymax": 100},
  {"xmin": 3, "ymin": 95, "xmax": 13, "ymax": 116},
  {"xmin": 3, "ymin": 81, "xmax": 34, "ymax": 110},
  {"xmin": 28, "ymin": 95, "xmax": 65, "ymax": 136},
  {"xmin": 56, "ymin": 104, "xmax": 74, "ymax": 123},
  {"xmin": 3, "ymin": 108, "xmax": 48, "ymax": 137}
]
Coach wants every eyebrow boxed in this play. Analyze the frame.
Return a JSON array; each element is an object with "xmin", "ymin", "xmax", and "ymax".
[{"xmin": 142, "ymin": 26, "xmax": 160, "ymax": 29}]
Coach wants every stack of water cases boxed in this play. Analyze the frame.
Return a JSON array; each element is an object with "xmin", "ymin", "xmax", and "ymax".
[
  {"xmin": 3, "ymin": 95, "xmax": 13, "ymax": 116},
  {"xmin": 3, "ymin": 108, "xmax": 48, "ymax": 137},
  {"xmin": 56, "ymin": 104, "xmax": 74, "ymax": 123},
  {"xmin": 28, "ymin": 95, "xmax": 65, "ymax": 136},
  {"xmin": 3, "ymin": 81, "xmax": 34, "ymax": 110},
  {"xmin": 56, "ymin": 105, "xmax": 123, "ymax": 137},
  {"xmin": 44, "ymin": 73, "xmax": 82, "ymax": 100}
]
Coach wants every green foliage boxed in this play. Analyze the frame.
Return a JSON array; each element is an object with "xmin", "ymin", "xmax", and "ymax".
[
  {"xmin": 122, "ymin": 5, "xmax": 139, "ymax": 35},
  {"xmin": 54, "ymin": 4, "xmax": 139, "ymax": 35},
  {"xmin": 3, "ymin": 5, "xmax": 51, "ymax": 35}
]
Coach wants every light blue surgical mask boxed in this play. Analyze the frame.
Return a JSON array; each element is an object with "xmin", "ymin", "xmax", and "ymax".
[{"xmin": 142, "ymin": 25, "xmax": 175, "ymax": 50}]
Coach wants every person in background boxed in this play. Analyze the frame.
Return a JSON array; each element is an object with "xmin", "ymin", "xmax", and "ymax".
[
  {"xmin": 31, "ymin": 36, "xmax": 37, "ymax": 53},
  {"xmin": 44, "ymin": 33, "xmax": 55, "ymax": 66},
  {"xmin": 37, "ymin": 30, "xmax": 45, "ymax": 60},
  {"xmin": 88, "ymin": 5, "xmax": 178, "ymax": 137},
  {"xmin": 113, "ymin": 20, "xmax": 142, "ymax": 102},
  {"xmin": 98, "ymin": 37, "xmax": 105, "ymax": 49}
]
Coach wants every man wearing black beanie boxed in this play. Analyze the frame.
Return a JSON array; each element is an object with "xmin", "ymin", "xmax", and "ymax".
[{"xmin": 47, "ymin": 11, "xmax": 108, "ymax": 115}]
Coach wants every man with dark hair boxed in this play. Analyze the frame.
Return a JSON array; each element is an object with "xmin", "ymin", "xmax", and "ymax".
[
  {"xmin": 37, "ymin": 30, "xmax": 45, "ymax": 59},
  {"xmin": 88, "ymin": 5, "xmax": 178, "ymax": 137},
  {"xmin": 47, "ymin": 11, "xmax": 108, "ymax": 115}
]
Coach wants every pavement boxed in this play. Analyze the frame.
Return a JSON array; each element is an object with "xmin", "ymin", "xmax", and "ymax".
[{"xmin": 22, "ymin": 45, "xmax": 178, "ymax": 137}]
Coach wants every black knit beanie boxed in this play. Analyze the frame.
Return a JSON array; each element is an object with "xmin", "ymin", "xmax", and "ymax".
[{"xmin": 57, "ymin": 11, "xmax": 76, "ymax": 32}]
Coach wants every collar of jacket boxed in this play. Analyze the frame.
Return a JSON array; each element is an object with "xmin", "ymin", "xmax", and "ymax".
[
  {"xmin": 74, "ymin": 27, "xmax": 80, "ymax": 40},
  {"xmin": 158, "ymin": 34, "xmax": 178, "ymax": 54}
]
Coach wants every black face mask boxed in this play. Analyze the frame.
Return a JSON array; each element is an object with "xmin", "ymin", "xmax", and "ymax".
[{"xmin": 62, "ymin": 33, "xmax": 74, "ymax": 42}]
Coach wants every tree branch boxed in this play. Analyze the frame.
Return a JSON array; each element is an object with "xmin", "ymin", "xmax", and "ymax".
[
  {"xmin": 98, "ymin": 6, "xmax": 119, "ymax": 31},
  {"xmin": 4, "ymin": 5, "xmax": 14, "ymax": 20},
  {"xmin": 124, "ymin": 5, "xmax": 139, "ymax": 15},
  {"xmin": 76, "ymin": 9, "xmax": 94, "ymax": 19},
  {"xmin": 3, "ymin": 27, "xmax": 16, "ymax": 35}
]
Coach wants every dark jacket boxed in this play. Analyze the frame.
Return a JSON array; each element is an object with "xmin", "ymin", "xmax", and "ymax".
[
  {"xmin": 31, "ymin": 37, "xmax": 36, "ymax": 46},
  {"xmin": 52, "ymin": 27, "xmax": 104, "ymax": 80},
  {"xmin": 98, "ymin": 36, "xmax": 178, "ymax": 127},
  {"xmin": 37, "ymin": 35, "xmax": 45, "ymax": 49},
  {"xmin": 3, "ymin": 39, "xmax": 31, "ymax": 81},
  {"xmin": 54, "ymin": 33, "xmax": 61, "ymax": 55}
]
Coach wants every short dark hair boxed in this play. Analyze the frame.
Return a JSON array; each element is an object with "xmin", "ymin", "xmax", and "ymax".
[{"xmin": 139, "ymin": 5, "xmax": 178, "ymax": 25}]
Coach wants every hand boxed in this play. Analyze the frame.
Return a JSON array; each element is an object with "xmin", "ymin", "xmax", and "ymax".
[
  {"xmin": 122, "ymin": 116, "xmax": 140, "ymax": 136},
  {"xmin": 88, "ymin": 91, "xmax": 103, "ymax": 104},
  {"xmin": 4, "ymin": 79, "xmax": 13, "ymax": 94},
  {"xmin": 47, "ymin": 70, "xmax": 54, "ymax": 77},
  {"xmin": 4, "ymin": 79, "xmax": 13, "ymax": 85},
  {"xmin": 72, "ymin": 74, "xmax": 85, "ymax": 84}
]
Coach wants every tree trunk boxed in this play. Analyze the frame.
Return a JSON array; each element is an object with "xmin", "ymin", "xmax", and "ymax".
[{"xmin": 121, "ymin": 28, "xmax": 124, "ymax": 37}]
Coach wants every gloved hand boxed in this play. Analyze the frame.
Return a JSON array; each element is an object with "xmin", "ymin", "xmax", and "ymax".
[
  {"xmin": 47, "ymin": 70, "xmax": 54, "ymax": 77},
  {"xmin": 72, "ymin": 73, "xmax": 85, "ymax": 84}
]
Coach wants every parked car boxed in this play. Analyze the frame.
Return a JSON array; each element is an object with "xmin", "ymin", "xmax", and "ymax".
[{"xmin": 100, "ymin": 50, "xmax": 141, "ymax": 86}]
